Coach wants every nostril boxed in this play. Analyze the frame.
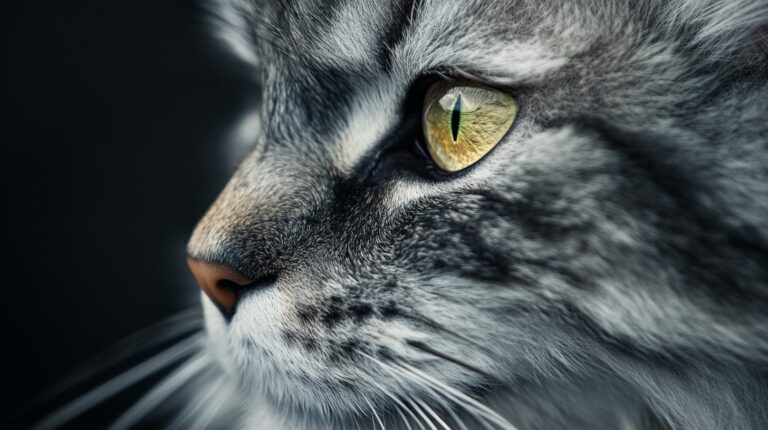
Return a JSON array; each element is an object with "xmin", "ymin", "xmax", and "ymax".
[
  {"xmin": 187, "ymin": 257, "xmax": 267, "ymax": 318},
  {"xmin": 217, "ymin": 273, "xmax": 277, "ymax": 293},
  {"xmin": 217, "ymin": 279, "xmax": 247, "ymax": 291}
]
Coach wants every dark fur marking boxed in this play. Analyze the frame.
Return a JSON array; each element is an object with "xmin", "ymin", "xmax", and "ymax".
[
  {"xmin": 297, "ymin": 304, "xmax": 320, "ymax": 324},
  {"xmin": 282, "ymin": 329, "xmax": 320, "ymax": 351},
  {"xmin": 380, "ymin": 300, "xmax": 401, "ymax": 318},
  {"xmin": 376, "ymin": 346, "xmax": 396, "ymax": 362},
  {"xmin": 335, "ymin": 339, "xmax": 360, "ymax": 361},
  {"xmin": 322, "ymin": 296, "xmax": 345, "ymax": 327},
  {"xmin": 378, "ymin": 0, "xmax": 420, "ymax": 72},
  {"xmin": 348, "ymin": 302, "xmax": 374, "ymax": 321}
]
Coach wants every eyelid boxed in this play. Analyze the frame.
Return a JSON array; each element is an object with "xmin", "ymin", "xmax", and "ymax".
[{"xmin": 427, "ymin": 67, "xmax": 530, "ymax": 98}]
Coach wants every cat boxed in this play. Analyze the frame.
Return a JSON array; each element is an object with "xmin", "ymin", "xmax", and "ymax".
[{"xmin": 35, "ymin": 0, "xmax": 768, "ymax": 429}]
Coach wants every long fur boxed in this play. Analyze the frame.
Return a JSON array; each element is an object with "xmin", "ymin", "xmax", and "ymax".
[
  {"xmin": 45, "ymin": 1, "xmax": 767, "ymax": 429},
  {"xmin": 183, "ymin": 0, "xmax": 768, "ymax": 429}
]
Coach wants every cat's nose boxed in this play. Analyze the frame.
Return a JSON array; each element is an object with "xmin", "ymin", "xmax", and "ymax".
[{"xmin": 187, "ymin": 257, "xmax": 253, "ymax": 316}]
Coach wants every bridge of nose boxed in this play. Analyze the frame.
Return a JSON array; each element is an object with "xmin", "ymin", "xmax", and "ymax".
[{"xmin": 185, "ymin": 140, "xmax": 377, "ymax": 317}]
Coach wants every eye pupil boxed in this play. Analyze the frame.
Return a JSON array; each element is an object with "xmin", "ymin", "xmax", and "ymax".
[{"xmin": 450, "ymin": 94, "xmax": 462, "ymax": 142}]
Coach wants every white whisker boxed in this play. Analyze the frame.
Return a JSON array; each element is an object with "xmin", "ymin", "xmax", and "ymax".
[
  {"xmin": 167, "ymin": 376, "xmax": 226, "ymax": 430},
  {"xmin": 44, "ymin": 308, "xmax": 201, "ymax": 398},
  {"xmin": 396, "ymin": 362, "xmax": 517, "ymax": 430},
  {"xmin": 189, "ymin": 380, "xmax": 231, "ymax": 430},
  {"xmin": 415, "ymin": 398, "xmax": 452, "ymax": 430},
  {"xmin": 393, "ymin": 364, "xmax": 494, "ymax": 430},
  {"xmin": 442, "ymin": 403, "xmax": 471, "ymax": 430},
  {"xmin": 108, "ymin": 351, "xmax": 211, "ymax": 430},
  {"xmin": 365, "ymin": 379, "xmax": 414, "ymax": 430},
  {"xmin": 408, "ymin": 402, "xmax": 428, "ymax": 430},
  {"xmin": 407, "ymin": 397, "xmax": 438, "ymax": 430},
  {"xmin": 360, "ymin": 352, "xmax": 427, "ymax": 430},
  {"xmin": 400, "ymin": 368, "xmax": 468, "ymax": 430},
  {"xmin": 392, "ymin": 400, "xmax": 414, "ymax": 430},
  {"xmin": 361, "ymin": 352, "xmax": 480, "ymax": 430},
  {"xmin": 364, "ymin": 396, "xmax": 386, "ymax": 430},
  {"xmin": 32, "ymin": 333, "xmax": 205, "ymax": 430}
]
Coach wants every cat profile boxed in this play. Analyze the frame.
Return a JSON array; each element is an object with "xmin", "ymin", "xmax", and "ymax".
[{"xmin": 35, "ymin": 0, "xmax": 768, "ymax": 429}]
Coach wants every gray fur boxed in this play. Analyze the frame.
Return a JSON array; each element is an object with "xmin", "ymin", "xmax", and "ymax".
[{"xmin": 187, "ymin": 0, "xmax": 768, "ymax": 428}]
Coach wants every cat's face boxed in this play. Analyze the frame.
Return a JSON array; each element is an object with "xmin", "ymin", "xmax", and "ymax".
[{"xmin": 188, "ymin": 0, "xmax": 767, "ymax": 427}]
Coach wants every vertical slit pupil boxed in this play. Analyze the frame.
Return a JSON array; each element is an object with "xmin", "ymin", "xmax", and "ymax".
[{"xmin": 450, "ymin": 94, "xmax": 462, "ymax": 142}]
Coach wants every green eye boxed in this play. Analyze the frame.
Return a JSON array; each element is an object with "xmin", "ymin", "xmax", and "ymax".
[{"xmin": 422, "ymin": 81, "xmax": 517, "ymax": 172}]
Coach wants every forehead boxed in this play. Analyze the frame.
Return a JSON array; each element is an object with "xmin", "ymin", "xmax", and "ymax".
[
  {"xmin": 247, "ymin": 0, "xmax": 578, "ymax": 176},
  {"xmin": 258, "ymin": 0, "xmax": 572, "ymax": 83}
]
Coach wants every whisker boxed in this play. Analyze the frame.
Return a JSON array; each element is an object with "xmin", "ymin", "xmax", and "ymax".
[
  {"xmin": 395, "ymin": 362, "xmax": 518, "ymax": 430},
  {"xmin": 394, "ymin": 309, "xmax": 498, "ymax": 361},
  {"xmin": 371, "ymin": 311, "xmax": 501, "ymax": 383},
  {"xmin": 32, "ymin": 333, "xmax": 205, "ymax": 430},
  {"xmin": 43, "ymin": 308, "xmax": 201, "ymax": 399},
  {"xmin": 364, "ymin": 378, "xmax": 413, "ymax": 430},
  {"xmin": 414, "ymin": 398, "xmax": 452, "ymax": 430},
  {"xmin": 384, "ymin": 350, "xmax": 494, "ymax": 430},
  {"xmin": 108, "ymin": 351, "xmax": 211, "ymax": 430},
  {"xmin": 407, "ymin": 376, "xmax": 469, "ymax": 430},
  {"xmin": 166, "ymin": 376, "xmax": 227, "ymax": 430},
  {"xmin": 405, "ymin": 340, "xmax": 497, "ymax": 382},
  {"xmin": 363, "ymin": 352, "xmax": 477, "ymax": 430},
  {"xmin": 364, "ymin": 396, "xmax": 386, "ymax": 430},
  {"xmin": 407, "ymin": 397, "xmax": 438, "ymax": 430},
  {"xmin": 391, "ymin": 359, "xmax": 469, "ymax": 430},
  {"xmin": 394, "ymin": 364, "xmax": 494, "ymax": 430},
  {"xmin": 442, "ymin": 404, "xmax": 471, "ymax": 430},
  {"xmin": 407, "ymin": 400, "xmax": 428, "ymax": 430},
  {"xmin": 364, "ymin": 350, "xmax": 507, "ymax": 430},
  {"xmin": 420, "ymin": 381, "xmax": 489, "ymax": 430},
  {"xmin": 392, "ymin": 400, "xmax": 414, "ymax": 430},
  {"xmin": 361, "ymin": 352, "xmax": 428, "ymax": 430},
  {"xmin": 189, "ymin": 380, "xmax": 232, "ymax": 430},
  {"xmin": 371, "ymin": 327, "xmax": 508, "ymax": 428}
]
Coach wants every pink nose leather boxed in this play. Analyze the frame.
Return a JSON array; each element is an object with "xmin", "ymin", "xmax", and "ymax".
[{"xmin": 187, "ymin": 258, "xmax": 252, "ymax": 314}]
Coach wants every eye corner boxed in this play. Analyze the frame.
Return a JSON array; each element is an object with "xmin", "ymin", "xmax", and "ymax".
[{"xmin": 400, "ymin": 73, "xmax": 445, "ymax": 114}]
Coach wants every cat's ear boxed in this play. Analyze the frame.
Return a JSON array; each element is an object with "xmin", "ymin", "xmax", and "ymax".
[{"xmin": 206, "ymin": 0, "xmax": 261, "ymax": 69}]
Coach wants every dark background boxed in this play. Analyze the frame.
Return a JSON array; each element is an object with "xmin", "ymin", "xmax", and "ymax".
[{"xmin": 2, "ymin": 1, "xmax": 256, "ymax": 426}]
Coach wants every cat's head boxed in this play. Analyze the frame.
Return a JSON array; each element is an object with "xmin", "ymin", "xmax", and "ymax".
[{"xmin": 188, "ymin": 0, "xmax": 768, "ymax": 427}]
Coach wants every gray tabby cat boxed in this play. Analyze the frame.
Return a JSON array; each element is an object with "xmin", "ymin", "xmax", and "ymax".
[
  {"xmin": 35, "ymin": 0, "xmax": 768, "ymax": 429},
  {"xmin": 190, "ymin": 0, "xmax": 768, "ymax": 428}
]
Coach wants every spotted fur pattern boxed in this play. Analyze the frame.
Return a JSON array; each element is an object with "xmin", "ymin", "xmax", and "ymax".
[{"xmin": 188, "ymin": 0, "xmax": 768, "ymax": 428}]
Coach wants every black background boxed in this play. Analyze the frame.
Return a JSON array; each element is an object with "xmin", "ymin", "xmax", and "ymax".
[{"xmin": 2, "ymin": 1, "xmax": 256, "ymax": 426}]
